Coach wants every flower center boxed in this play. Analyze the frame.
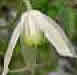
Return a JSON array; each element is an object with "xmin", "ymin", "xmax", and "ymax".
[{"xmin": 23, "ymin": 32, "xmax": 48, "ymax": 47}]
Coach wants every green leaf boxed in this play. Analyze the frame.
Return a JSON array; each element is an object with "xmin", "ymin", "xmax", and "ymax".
[{"xmin": 62, "ymin": 8, "xmax": 77, "ymax": 43}]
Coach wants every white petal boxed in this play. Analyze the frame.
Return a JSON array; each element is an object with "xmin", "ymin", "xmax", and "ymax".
[
  {"xmin": 33, "ymin": 10, "xmax": 77, "ymax": 57},
  {"xmin": 2, "ymin": 20, "xmax": 24, "ymax": 75}
]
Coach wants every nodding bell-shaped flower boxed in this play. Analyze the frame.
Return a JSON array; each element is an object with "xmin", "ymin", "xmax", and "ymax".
[
  {"xmin": 21, "ymin": 10, "xmax": 77, "ymax": 57},
  {"xmin": 2, "ymin": 10, "xmax": 77, "ymax": 75}
]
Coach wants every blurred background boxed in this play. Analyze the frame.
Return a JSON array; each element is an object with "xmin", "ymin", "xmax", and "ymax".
[{"xmin": 0, "ymin": 0, "xmax": 77, "ymax": 75}]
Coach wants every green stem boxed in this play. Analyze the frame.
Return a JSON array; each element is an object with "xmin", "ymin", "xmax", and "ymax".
[{"xmin": 23, "ymin": 0, "xmax": 32, "ymax": 10}]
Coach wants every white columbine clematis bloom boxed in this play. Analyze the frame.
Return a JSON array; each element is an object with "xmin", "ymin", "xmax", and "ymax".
[{"xmin": 2, "ymin": 10, "xmax": 77, "ymax": 75}]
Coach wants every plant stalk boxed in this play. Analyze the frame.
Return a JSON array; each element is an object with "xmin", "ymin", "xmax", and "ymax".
[{"xmin": 23, "ymin": 0, "xmax": 32, "ymax": 10}]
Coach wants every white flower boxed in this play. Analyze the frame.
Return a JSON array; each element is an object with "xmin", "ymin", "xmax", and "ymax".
[{"xmin": 2, "ymin": 10, "xmax": 77, "ymax": 75}]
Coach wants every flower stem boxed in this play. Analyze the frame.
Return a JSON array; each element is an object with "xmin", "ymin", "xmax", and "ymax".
[{"xmin": 23, "ymin": 0, "xmax": 32, "ymax": 10}]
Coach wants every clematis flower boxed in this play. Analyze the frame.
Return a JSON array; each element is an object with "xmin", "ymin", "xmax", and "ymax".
[{"xmin": 2, "ymin": 10, "xmax": 77, "ymax": 75}]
